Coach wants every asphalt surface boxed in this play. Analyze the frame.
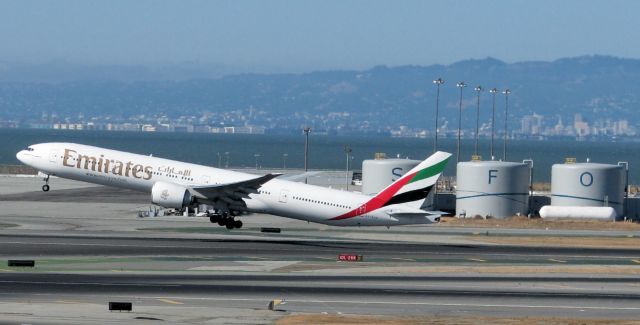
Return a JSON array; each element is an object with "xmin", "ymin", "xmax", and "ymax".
[
  {"xmin": 2, "ymin": 176, "xmax": 640, "ymax": 322},
  {"xmin": 1, "ymin": 272, "xmax": 640, "ymax": 319},
  {"xmin": 1, "ymin": 234, "xmax": 640, "ymax": 261}
]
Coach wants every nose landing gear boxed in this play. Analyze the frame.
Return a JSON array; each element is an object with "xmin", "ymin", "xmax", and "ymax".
[{"xmin": 42, "ymin": 174, "xmax": 50, "ymax": 192}]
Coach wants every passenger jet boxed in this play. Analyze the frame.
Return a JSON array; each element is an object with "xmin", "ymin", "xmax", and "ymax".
[{"xmin": 16, "ymin": 143, "xmax": 450, "ymax": 229}]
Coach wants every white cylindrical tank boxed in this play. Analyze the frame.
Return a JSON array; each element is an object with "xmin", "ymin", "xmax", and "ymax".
[
  {"xmin": 539, "ymin": 206, "xmax": 616, "ymax": 220},
  {"xmin": 362, "ymin": 158, "xmax": 420, "ymax": 195},
  {"xmin": 456, "ymin": 161, "xmax": 530, "ymax": 218},
  {"xmin": 551, "ymin": 163, "xmax": 624, "ymax": 217}
]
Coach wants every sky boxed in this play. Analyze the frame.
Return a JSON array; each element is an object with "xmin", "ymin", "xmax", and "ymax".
[{"xmin": 1, "ymin": 0, "xmax": 639, "ymax": 72}]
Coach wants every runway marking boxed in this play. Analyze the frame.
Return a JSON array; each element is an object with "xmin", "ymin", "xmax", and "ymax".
[
  {"xmin": 0, "ymin": 269, "xmax": 12, "ymax": 272},
  {"xmin": 468, "ymin": 258, "xmax": 486, "ymax": 262},
  {"xmin": 157, "ymin": 298, "xmax": 184, "ymax": 305},
  {"xmin": 542, "ymin": 283, "xmax": 572, "ymax": 290},
  {"xmin": 56, "ymin": 300, "xmax": 83, "ymax": 304},
  {"xmin": 632, "ymin": 259, "xmax": 640, "ymax": 264},
  {"xmin": 548, "ymin": 258, "xmax": 567, "ymax": 263},
  {"xmin": 246, "ymin": 256, "xmax": 271, "ymax": 260},
  {"xmin": 315, "ymin": 257, "xmax": 335, "ymax": 260},
  {"xmin": 391, "ymin": 257, "xmax": 415, "ymax": 262}
]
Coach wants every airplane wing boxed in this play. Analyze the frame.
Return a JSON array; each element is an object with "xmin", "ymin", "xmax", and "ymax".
[{"xmin": 189, "ymin": 173, "xmax": 281, "ymax": 206}]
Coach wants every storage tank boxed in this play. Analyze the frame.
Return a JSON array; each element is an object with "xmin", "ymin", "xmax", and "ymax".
[
  {"xmin": 456, "ymin": 161, "xmax": 530, "ymax": 218},
  {"xmin": 539, "ymin": 206, "xmax": 616, "ymax": 220},
  {"xmin": 362, "ymin": 154, "xmax": 420, "ymax": 195},
  {"xmin": 551, "ymin": 162, "xmax": 624, "ymax": 217}
]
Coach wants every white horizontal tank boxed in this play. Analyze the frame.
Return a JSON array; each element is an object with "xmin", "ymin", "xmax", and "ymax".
[
  {"xmin": 551, "ymin": 162, "xmax": 624, "ymax": 217},
  {"xmin": 539, "ymin": 206, "xmax": 616, "ymax": 220},
  {"xmin": 456, "ymin": 161, "xmax": 530, "ymax": 218},
  {"xmin": 362, "ymin": 155, "xmax": 420, "ymax": 195}
]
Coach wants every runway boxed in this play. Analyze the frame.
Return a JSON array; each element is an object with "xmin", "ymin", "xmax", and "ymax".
[
  {"xmin": 2, "ymin": 176, "xmax": 640, "ymax": 323},
  {"xmin": 1, "ymin": 234, "xmax": 640, "ymax": 264},
  {"xmin": 0, "ymin": 234, "xmax": 639, "ymax": 322},
  {"xmin": 1, "ymin": 272, "xmax": 640, "ymax": 320}
]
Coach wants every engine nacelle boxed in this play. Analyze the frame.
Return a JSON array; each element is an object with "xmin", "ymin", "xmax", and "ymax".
[{"xmin": 151, "ymin": 181, "xmax": 193, "ymax": 209}]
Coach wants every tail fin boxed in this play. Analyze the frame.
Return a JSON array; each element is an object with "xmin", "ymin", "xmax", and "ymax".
[
  {"xmin": 330, "ymin": 151, "xmax": 451, "ymax": 220},
  {"xmin": 379, "ymin": 151, "xmax": 451, "ymax": 208}
]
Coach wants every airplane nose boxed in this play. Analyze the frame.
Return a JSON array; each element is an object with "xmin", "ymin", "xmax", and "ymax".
[{"xmin": 16, "ymin": 150, "xmax": 26, "ymax": 163}]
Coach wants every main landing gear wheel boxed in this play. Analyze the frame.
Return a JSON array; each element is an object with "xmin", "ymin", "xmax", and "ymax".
[
  {"xmin": 216, "ymin": 216, "xmax": 243, "ymax": 230},
  {"xmin": 224, "ymin": 220, "xmax": 242, "ymax": 230}
]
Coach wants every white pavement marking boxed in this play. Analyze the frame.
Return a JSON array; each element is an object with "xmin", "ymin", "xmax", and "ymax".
[
  {"xmin": 391, "ymin": 257, "xmax": 416, "ymax": 262},
  {"xmin": 157, "ymin": 298, "xmax": 184, "ymax": 305},
  {"xmin": 548, "ymin": 258, "xmax": 567, "ymax": 263},
  {"xmin": 468, "ymin": 258, "xmax": 487, "ymax": 262}
]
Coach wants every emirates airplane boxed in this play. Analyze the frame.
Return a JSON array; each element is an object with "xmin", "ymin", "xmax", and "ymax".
[{"xmin": 16, "ymin": 143, "xmax": 451, "ymax": 229}]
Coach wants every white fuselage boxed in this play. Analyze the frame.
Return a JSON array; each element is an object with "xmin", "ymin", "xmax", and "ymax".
[{"xmin": 17, "ymin": 142, "xmax": 436, "ymax": 226}]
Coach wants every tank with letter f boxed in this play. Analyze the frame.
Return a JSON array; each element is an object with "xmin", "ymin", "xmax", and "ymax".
[{"xmin": 456, "ymin": 160, "xmax": 531, "ymax": 218}]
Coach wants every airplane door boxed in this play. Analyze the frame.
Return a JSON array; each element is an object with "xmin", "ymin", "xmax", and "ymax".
[
  {"xmin": 279, "ymin": 190, "xmax": 289, "ymax": 203},
  {"xmin": 200, "ymin": 175, "xmax": 211, "ymax": 185},
  {"xmin": 48, "ymin": 148, "xmax": 59, "ymax": 163},
  {"xmin": 357, "ymin": 204, "xmax": 366, "ymax": 215}
]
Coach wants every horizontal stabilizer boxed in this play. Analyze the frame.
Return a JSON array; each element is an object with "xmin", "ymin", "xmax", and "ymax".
[
  {"xmin": 189, "ymin": 173, "xmax": 281, "ymax": 202},
  {"xmin": 385, "ymin": 207, "xmax": 443, "ymax": 223}
]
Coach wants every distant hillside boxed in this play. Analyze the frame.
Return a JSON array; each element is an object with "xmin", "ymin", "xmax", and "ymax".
[{"xmin": 1, "ymin": 55, "xmax": 640, "ymax": 129}]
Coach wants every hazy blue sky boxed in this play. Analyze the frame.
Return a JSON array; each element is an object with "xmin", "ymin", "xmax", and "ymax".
[{"xmin": 1, "ymin": 0, "xmax": 638, "ymax": 72}]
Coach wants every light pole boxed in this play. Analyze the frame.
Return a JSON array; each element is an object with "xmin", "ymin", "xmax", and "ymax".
[
  {"xmin": 217, "ymin": 152, "xmax": 222, "ymax": 168},
  {"xmin": 456, "ymin": 81, "xmax": 466, "ymax": 163},
  {"xmin": 489, "ymin": 88, "xmax": 499, "ymax": 160},
  {"xmin": 282, "ymin": 153, "xmax": 288, "ymax": 169},
  {"xmin": 225, "ymin": 152, "xmax": 230, "ymax": 168},
  {"xmin": 344, "ymin": 145, "xmax": 352, "ymax": 190},
  {"xmin": 502, "ymin": 89, "xmax": 511, "ymax": 161},
  {"xmin": 303, "ymin": 127, "xmax": 311, "ymax": 183},
  {"xmin": 474, "ymin": 86, "xmax": 483, "ymax": 156},
  {"xmin": 433, "ymin": 78, "xmax": 444, "ymax": 153},
  {"xmin": 254, "ymin": 153, "xmax": 261, "ymax": 170}
]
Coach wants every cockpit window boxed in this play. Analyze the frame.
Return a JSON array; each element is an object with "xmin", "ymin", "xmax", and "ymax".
[{"xmin": 26, "ymin": 147, "xmax": 34, "ymax": 151}]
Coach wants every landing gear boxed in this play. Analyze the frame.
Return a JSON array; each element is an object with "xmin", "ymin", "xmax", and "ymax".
[
  {"xmin": 42, "ymin": 174, "xmax": 50, "ymax": 192},
  {"xmin": 208, "ymin": 212, "xmax": 243, "ymax": 230},
  {"xmin": 225, "ymin": 220, "xmax": 243, "ymax": 230},
  {"xmin": 209, "ymin": 214, "xmax": 242, "ymax": 230}
]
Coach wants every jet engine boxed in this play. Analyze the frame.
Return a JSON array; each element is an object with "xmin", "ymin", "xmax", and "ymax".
[{"xmin": 151, "ymin": 181, "xmax": 193, "ymax": 209}]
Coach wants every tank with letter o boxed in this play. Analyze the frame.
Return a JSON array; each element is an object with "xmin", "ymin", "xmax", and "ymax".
[
  {"xmin": 551, "ymin": 163, "xmax": 624, "ymax": 217},
  {"xmin": 456, "ymin": 161, "xmax": 530, "ymax": 218},
  {"xmin": 362, "ymin": 158, "xmax": 420, "ymax": 195}
]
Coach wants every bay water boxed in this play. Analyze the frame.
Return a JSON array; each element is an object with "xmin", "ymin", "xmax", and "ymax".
[{"xmin": 2, "ymin": 128, "xmax": 640, "ymax": 183}]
